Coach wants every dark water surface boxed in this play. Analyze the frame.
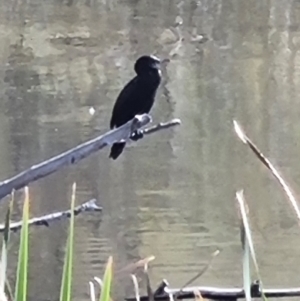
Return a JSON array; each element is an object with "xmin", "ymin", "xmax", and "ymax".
[{"xmin": 0, "ymin": 0, "xmax": 300, "ymax": 299}]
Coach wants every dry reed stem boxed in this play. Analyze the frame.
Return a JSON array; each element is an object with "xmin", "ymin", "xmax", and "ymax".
[{"xmin": 234, "ymin": 120, "xmax": 300, "ymax": 224}]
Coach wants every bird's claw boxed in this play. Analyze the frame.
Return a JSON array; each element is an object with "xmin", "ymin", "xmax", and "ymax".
[{"xmin": 131, "ymin": 129, "xmax": 144, "ymax": 141}]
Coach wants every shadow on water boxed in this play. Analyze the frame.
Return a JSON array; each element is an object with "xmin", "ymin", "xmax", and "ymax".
[{"xmin": 0, "ymin": 0, "xmax": 300, "ymax": 300}]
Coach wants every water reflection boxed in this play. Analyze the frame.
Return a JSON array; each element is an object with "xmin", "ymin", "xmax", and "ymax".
[{"xmin": 0, "ymin": 0, "xmax": 300, "ymax": 300}]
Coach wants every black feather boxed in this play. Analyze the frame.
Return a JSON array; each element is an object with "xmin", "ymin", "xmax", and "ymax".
[{"xmin": 109, "ymin": 55, "xmax": 162, "ymax": 160}]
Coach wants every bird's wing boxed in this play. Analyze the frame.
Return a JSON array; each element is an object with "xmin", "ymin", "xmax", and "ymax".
[{"xmin": 110, "ymin": 77, "xmax": 138, "ymax": 129}]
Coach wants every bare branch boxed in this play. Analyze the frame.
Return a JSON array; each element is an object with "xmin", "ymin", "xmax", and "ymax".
[
  {"xmin": 0, "ymin": 199, "xmax": 101, "ymax": 232},
  {"xmin": 142, "ymin": 119, "xmax": 181, "ymax": 136},
  {"xmin": 0, "ymin": 115, "xmax": 181, "ymax": 201}
]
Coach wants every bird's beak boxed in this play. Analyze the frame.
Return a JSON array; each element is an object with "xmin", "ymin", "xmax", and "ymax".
[
  {"xmin": 151, "ymin": 56, "xmax": 170, "ymax": 73},
  {"xmin": 152, "ymin": 60, "xmax": 162, "ymax": 74},
  {"xmin": 150, "ymin": 54, "xmax": 170, "ymax": 68}
]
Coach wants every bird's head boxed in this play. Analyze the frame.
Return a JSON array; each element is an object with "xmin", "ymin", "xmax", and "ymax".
[{"xmin": 134, "ymin": 55, "xmax": 162, "ymax": 83}]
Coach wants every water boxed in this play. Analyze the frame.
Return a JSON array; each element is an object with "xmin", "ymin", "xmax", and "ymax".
[{"xmin": 0, "ymin": 0, "xmax": 300, "ymax": 300}]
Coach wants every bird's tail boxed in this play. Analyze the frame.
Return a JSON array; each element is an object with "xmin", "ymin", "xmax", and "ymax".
[{"xmin": 109, "ymin": 142, "xmax": 126, "ymax": 160}]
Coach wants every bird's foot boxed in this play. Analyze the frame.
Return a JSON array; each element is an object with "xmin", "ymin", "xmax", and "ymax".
[{"xmin": 131, "ymin": 129, "xmax": 144, "ymax": 141}]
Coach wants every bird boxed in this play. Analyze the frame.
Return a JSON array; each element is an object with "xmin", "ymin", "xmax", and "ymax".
[{"xmin": 109, "ymin": 55, "xmax": 162, "ymax": 160}]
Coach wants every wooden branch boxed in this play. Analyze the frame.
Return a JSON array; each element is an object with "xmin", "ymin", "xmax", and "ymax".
[
  {"xmin": 125, "ymin": 280, "xmax": 300, "ymax": 301},
  {"xmin": 0, "ymin": 115, "xmax": 180, "ymax": 201},
  {"xmin": 1, "ymin": 199, "xmax": 101, "ymax": 232},
  {"xmin": 142, "ymin": 119, "xmax": 181, "ymax": 136}
]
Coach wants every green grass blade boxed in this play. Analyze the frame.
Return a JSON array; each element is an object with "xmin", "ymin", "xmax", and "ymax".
[
  {"xmin": 59, "ymin": 183, "xmax": 76, "ymax": 301},
  {"xmin": 3, "ymin": 191, "xmax": 14, "ymax": 246},
  {"xmin": 0, "ymin": 193, "xmax": 14, "ymax": 292},
  {"xmin": 241, "ymin": 223, "xmax": 251, "ymax": 301},
  {"xmin": 15, "ymin": 187, "xmax": 30, "ymax": 301},
  {"xmin": 89, "ymin": 281, "xmax": 96, "ymax": 301},
  {"xmin": 236, "ymin": 191, "xmax": 267, "ymax": 301},
  {"xmin": 131, "ymin": 274, "xmax": 140, "ymax": 301},
  {"xmin": 99, "ymin": 256, "xmax": 113, "ymax": 301},
  {"xmin": 238, "ymin": 197, "xmax": 251, "ymax": 301},
  {"xmin": 0, "ymin": 192, "xmax": 15, "ymax": 301}
]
